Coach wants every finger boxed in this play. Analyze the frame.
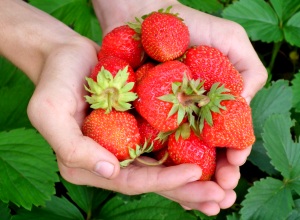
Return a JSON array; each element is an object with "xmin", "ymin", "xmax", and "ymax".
[
  {"xmin": 219, "ymin": 189, "xmax": 237, "ymax": 210},
  {"xmin": 214, "ymin": 150, "xmax": 240, "ymax": 190},
  {"xmin": 28, "ymin": 92, "xmax": 120, "ymax": 179},
  {"xmin": 194, "ymin": 201, "xmax": 221, "ymax": 216},
  {"xmin": 59, "ymin": 163, "xmax": 202, "ymax": 195},
  {"xmin": 159, "ymin": 181, "xmax": 225, "ymax": 205},
  {"xmin": 227, "ymin": 146, "xmax": 252, "ymax": 166}
]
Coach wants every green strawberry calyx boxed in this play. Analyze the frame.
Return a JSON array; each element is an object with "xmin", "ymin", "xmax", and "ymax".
[
  {"xmin": 84, "ymin": 66, "xmax": 138, "ymax": 113},
  {"xmin": 127, "ymin": 6, "xmax": 183, "ymax": 35},
  {"xmin": 119, "ymin": 140, "xmax": 168, "ymax": 167},
  {"xmin": 198, "ymin": 82, "xmax": 235, "ymax": 132},
  {"xmin": 158, "ymin": 73, "xmax": 209, "ymax": 130}
]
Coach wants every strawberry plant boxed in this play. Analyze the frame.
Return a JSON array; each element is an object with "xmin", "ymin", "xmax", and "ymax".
[{"xmin": 1, "ymin": 0, "xmax": 300, "ymax": 219}]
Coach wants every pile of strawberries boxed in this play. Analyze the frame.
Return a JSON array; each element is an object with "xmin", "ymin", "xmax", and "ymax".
[{"xmin": 82, "ymin": 7, "xmax": 255, "ymax": 181}]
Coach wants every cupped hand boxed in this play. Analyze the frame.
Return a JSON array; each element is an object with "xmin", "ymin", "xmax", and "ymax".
[
  {"xmin": 92, "ymin": 0, "xmax": 268, "ymax": 213},
  {"xmin": 27, "ymin": 36, "xmax": 232, "ymax": 216}
]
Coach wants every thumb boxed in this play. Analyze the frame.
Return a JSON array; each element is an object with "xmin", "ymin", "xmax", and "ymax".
[{"xmin": 28, "ymin": 100, "xmax": 120, "ymax": 179}]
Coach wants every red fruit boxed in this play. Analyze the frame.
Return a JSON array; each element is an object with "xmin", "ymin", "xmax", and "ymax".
[
  {"xmin": 200, "ymin": 96, "xmax": 255, "ymax": 149},
  {"xmin": 90, "ymin": 56, "xmax": 136, "ymax": 87},
  {"xmin": 183, "ymin": 45, "xmax": 243, "ymax": 95},
  {"xmin": 85, "ymin": 56, "xmax": 138, "ymax": 112},
  {"xmin": 82, "ymin": 109, "xmax": 140, "ymax": 161},
  {"xmin": 97, "ymin": 25, "xmax": 146, "ymax": 69},
  {"xmin": 134, "ymin": 60, "xmax": 195, "ymax": 132},
  {"xmin": 135, "ymin": 62, "xmax": 156, "ymax": 82},
  {"xmin": 168, "ymin": 130, "xmax": 216, "ymax": 181},
  {"xmin": 136, "ymin": 115, "xmax": 167, "ymax": 152},
  {"xmin": 141, "ymin": 8, "xmax": 190, "ymax": 62}
]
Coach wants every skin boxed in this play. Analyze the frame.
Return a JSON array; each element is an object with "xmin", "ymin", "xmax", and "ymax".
[{"xmin": 0, "ymin": 0, "xmax": 267, "ymax": 216}]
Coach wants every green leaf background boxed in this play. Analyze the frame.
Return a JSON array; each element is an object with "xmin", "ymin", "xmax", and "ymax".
[{"xmin": 1, "ymin": 0, "xmax": 300, "ymax": 219}]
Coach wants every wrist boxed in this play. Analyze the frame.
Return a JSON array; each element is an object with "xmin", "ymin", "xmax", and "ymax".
[{"xmin": 0, "ymin": 0, "xmax": 86, "ymax": 84}]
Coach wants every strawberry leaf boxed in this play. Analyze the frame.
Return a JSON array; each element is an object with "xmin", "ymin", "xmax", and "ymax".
[
  {"xmin": 270, "ymin": 0, "xmax": 300, "ymax": 22},
  {"xmin": 179, "ymin": 0, "xmax": 223, "ymax": 14},
  {"xmin": 284, "ymin": 11, "xmax": 300, "ymax": 47},
  {"xmin": 12, "ymin": 196, "xmax": 84, "ymax": 220},
  {"xmin": 29, "ymin": 0, "xmax": 102, "ymax": 43},
  {"xmin": 222, "ymin": 0, "xmax": 283, "ymax": 43},
  {"xmin": 0, "ymin": 201, "xmax": 11, "ymax": 220},
  {"xmin": 61, "ymin": 178, "xmax": 111, "ymax": 214},
  {"xmin": 97, "ymin": 193, "xmax": 196, "ymax": 220},
  {"xmin": 249, "ymin": 80, "xmax": 293, "ymax": 175},
  {"xmin": 0, "ymin": 129, "xmax": 59, "ymax": 210},
  {"xmin": 0, "ymin": 58, "xmax": 34, "ymax": 131},
  {"xmin": 240, "ymin": 177, "xmax": 293, "ymax": 220},
  {"xmin": 262, "ymin": 114, "xmax": 300, "ymax": 191},
  {"xmin": 292, "ymin": 72, "xmax": 300, "ymax": 112}
]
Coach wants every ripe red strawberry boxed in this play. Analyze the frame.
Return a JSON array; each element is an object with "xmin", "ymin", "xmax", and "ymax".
[
  {"xmin": 136, "ymin": 115, "xmax": 167, "ymax": 152},
  {"xmin": 97, "ymin": 25, "xmax": 146, "ymax": 69},
  {"xmin": 90, "ymin": 56, "xmax": 136, "ymax": 86},
  {"xmin": 140, "ymin": 7, "xmax": 190, "ymax": 62},
  {"xmin": 134, "ymin": 60, "xmax": 205, "ymax": 132},
  {"xmin": 135, "ymin": 62, "xmax": 155, "ymax": 82},
  {"xmin": 168, "ymin": 130, "xmax": 216, "ymax": 181},
  {"xmin": 85, "ymin": 56, "xmax": 137, "ymax": 112},
  {"xmin": 200, "ymin": 96, "xmax": 255, "ymax": 149},
  {"xmin": 182, "ymin": 45, "xmax": 243, "ymax": 95},
  {"xmin": 82, "ymin": 109, "xmax": 141, "ymax": 162}
]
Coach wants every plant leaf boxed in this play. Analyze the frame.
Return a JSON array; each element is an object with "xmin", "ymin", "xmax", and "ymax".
[
  {"xmin": 284, "ymin": 11, "xmax": 300, "ymax": 48},
  {"xmin": 97, "ymin": 193, "xmax": 196, "ymax": 220},
  {"xmin": 292, "ymin": 72, "xmax": 300, "ymax": 112},
  {"xmin": 61, "ymin": 178, "xmax": 111, "ymax": 214},
  {"xmin": 0, "ymin": 201, "xmax": 11, "ymax": 220},
  {"xmin": 287, "ymin": 199, "xmax": 300, "ymax": 220},
  {"xmin": 222, "ymin": 0, "xmax": 282, "ymax": 43},
  {"xmin": 29, "ymin": 0, "xmax": 102, "ymax": 43},
  {"xmin": 178, "ymin": 0, "xmax": 223, "ymax": 14},
  {"xmin": 249, "ymin": 80, "xmax": 293, "ymax": 175},
  {"xmin": 0, "ymin": 129, "xmax": 59, "ymax": 210},
  {"xmin": 0, "ymin": 58, "xmax": 34, "ymax": 131},
  {"xmin": 262, "ymin": 114, "xmax": 300, "ymax": 193},
  {"xmin": 12, "ymin": 196, "xmax": 84, "ymax": 220},
  {"xmin": 270, "ymin": 0, "xmax": 300, "ymax": 22},
  {"xmin": 240, "ymin": 177, "xmax": 293, "ymax": 220}
]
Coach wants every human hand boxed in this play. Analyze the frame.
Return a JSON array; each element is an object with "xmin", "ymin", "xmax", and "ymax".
[
  {"xmin": 0, "ymin": 0, "xmax": 240, "ymax": 216},
  {"xmin": 92, "ymin": 0, "xmax": 267, "ymax": 215}
]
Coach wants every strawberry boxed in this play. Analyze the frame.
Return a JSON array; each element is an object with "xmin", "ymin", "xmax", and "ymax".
[
  {"xmin": 84, "ymin": 56, "xmax": 137, "ymax": 112},
  {"xmin": 140, "ymin": 7, "xmax": 190, "ymax": 62},
  {"xmin": 90, "ymin": 56, "xmax": 136, "ymax": 86},
  {"xmin": 134, "ymin": 60, "xmax": 207, "ymax": 132},
  {"xmin": 136, "ymin": 115, "xmax": 167, "ymax": 152},
  {"xmin": 135, "ymin": 62, "xmax": 155, "ymax": 82},
  {"xmin": 82, "ymin": 109, "xmax": 151, "ymax": 166},
  {"xmin": 168, "ymin": 128, "xmax": 216, "ymax": 181},
  {"xmin": 200, "ymin": 95, "xmax": 255, "ymax": 149},
  {"xmin": 97, "ymin": 25, "xmax": 146, "ymax": 69},
  {"xmin": 182, "ymin": 45, "xmax": 244, "ymax": 95}
]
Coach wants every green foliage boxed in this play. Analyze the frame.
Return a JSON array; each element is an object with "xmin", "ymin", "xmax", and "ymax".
[
  {"xmin": 249, "ymin": 80, "xmax": 293, "ymax": 175},
  {"xmin": 178, "ymin": 0, "xmax": 223, "ymax": 14},
  {"xmin": 241, "ymin": 114, "xmax": 300, "ymax": 220},
  {"xmin": 1, "ymin": 0, "xmax": 300, "ymax": 219},
  {"xmin": 222, "ymin": 0, "xmax": 300, "ymax": 46}
]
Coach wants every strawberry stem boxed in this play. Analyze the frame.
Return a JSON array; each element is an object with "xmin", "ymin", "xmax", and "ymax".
[
  {"xmin": 135, "ymin": 152, "xmax": 169, "ymax": 166},
  {"xmin": 177, "ymin": 92, "xmax": 210, "ymax": 107}
]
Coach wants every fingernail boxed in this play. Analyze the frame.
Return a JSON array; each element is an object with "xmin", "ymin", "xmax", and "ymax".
[{"xmin": 94, "ymin": 161, "xmax": 115, "ymax": 179}]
